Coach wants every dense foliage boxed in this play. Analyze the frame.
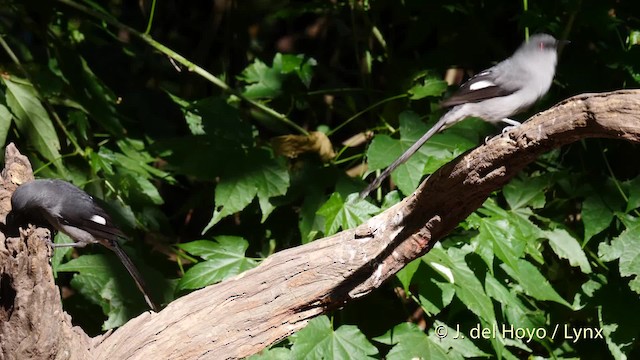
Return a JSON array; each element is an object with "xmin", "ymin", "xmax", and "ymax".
[{"xmin": 1, "ymin": 0, "xmax": 639, "ymax": 358}]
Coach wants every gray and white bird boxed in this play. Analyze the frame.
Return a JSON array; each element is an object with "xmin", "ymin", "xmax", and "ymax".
[
  {"xmin": 360, "ymin": 33, "xmax": 566, "ymax": 198},
  {"xmin": 9, "ymin": 179, "xmax": 159, "ymax": 312}
]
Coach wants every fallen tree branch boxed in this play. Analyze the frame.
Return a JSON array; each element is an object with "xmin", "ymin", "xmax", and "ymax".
[{"xmin": 1, "ymin": 90, "xmax": 639, "ymax": 359}]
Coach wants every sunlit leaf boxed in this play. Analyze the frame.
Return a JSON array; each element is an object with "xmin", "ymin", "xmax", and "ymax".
[
  {"xmin": 544, "ymin": 228, "xmax": 592, "ymax": 273},
  {"xmin": 177, "ymin": 237, "xmax": 258, "ymax": 291},
  {"xmin": 290, "ymin": 316, "xmax": 378, "ymax": 360},
  {"xmin": 598, "ymin": 215, "xmax": 640, "ymax": 294},
  {"xmin": 316, "ymin": 193, "xmax": 379, "ymax": 235},
  {"xmin": 3, "ymin": 76, "xmax": 63, "ymax": 172}
]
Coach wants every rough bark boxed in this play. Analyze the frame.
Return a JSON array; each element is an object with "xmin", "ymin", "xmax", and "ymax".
[
  {"xmin": 0, "ymin": 144, "xmax": 91, "ymax": 360},
  {"xmin": 1, "ymin": 90, "xmax": 639, "ymax": 359}
]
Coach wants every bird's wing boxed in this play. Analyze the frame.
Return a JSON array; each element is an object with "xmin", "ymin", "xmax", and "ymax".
[
  {"xmin": 57, "ymin": 200, "xmax": 126, "ymax": 241},
  {"xmin": 440, "ymin": 67, "xmax": 520, "ymax": 107}
]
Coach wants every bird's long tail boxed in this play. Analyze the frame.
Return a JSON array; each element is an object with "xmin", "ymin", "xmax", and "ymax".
[
  {"xmin": 360, "ymin": 108, "xmax": 461, "ymax": 198},
  {"xmin": 111, "ymin": 241, "xmax": 160, "ymax": 312}
]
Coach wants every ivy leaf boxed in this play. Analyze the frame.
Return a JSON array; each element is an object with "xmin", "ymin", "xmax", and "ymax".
[
  {"xmin": 478, "ymin": 218, "xmax": 526, "ymax": 270},
  {"xmin": 366, "ymin": 111, "xmax": 476, "ymax": 195},
  {"xmin": 427, "ymin": 320, "xmax": 491, "ymax": 358},
  {"xmin": 598, "ymin": 215, "xmax": 640, "ymax": 294},
  {"xmin": 3, "ymin": 76, "xmax": 64, "ymax": 173},
  {"xmin": 582, "ymin": 194, "xmax": 615, "ymax": 243},
  {"xmin": 247, "ymin": 347, "xmax": 292, "ymax": 360},
  {"xmin": 317, "ymin": 193, "xmax": 380, "ymax": 235},
  {"xmin": 503, "ymin": 174, "xmax": 549, "ymax": 210},
  {"xmin": 485, "ymin": 275, "xmax": 546, "ymax": 334},
  {"xmin": 240, "ymin": 58, "xmax": 282, "ymax": 98},
  {"xmin": 593, "ymin": 276, "xmax": 640, "ymax": 358},
  {"xmin": 177, "ymin": 236, "xmax": 258, "ymax": 291},
  {"xmin": 475, "ymin": 200, "xmax": 542, "ymax": 270},
  {"xmin": 543, "ymin": 228, "xmax": 592, "ymax": 274},
  {"xmin": 408, "ymin": 77, "xmax": 448, "ymax": 100},
  {"xmin": 290, "ymin": 316, "xmax": 378, "ymax": 360},
  {"xmin": 366, "ymin": 111, "xmax": 430, "ymax": 194},
  {"xmin": 276, "ymin": 53, "xmax": 317, "ymax": 87},
  {"xmin": 624, "ymin": 176, "xmax": 640, "ymax": 212},
  {"xmin": 500, "ymin": 259, "xmax": 572, "ymax": 308},
  {"xmin": 239, "ymin": 53, "xmax": 316, "ymax": 98},
  {"xmin": 395, "ymin": 258, "xmax": 421, "ymax": 293},
  {"xmin": 57, "ymin": 251, "xmax": 159, "ymax": 329},
  {"xmin": 373, "ymin": 322, "xmax": 451, "ymax": 360},
  {"xmin": 0, "ymin": 104, "xmax": 12, "ymax": 146},
  {"xmin": 203, "ymin": 150, "xmax": 290, "ymax": 232},
  {"xmin": 413, "ymin": 267, "xmax": 455, "ymax": 316},
  {"xmin": 424, "ymin": 246, "xmax": 497, "ymax": 325},
  {"xmin": 195, "ymin": 96, "xmax": 252, "ymax": 144}
]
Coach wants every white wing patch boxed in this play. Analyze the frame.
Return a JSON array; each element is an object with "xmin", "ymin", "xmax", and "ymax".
[
  {"xmin": 469, "ymin": 80, "xmax": 495, "ymax": 91},
  {"xmin": 90, "ymin": 215, "xmax": 107, "ymax": 225}
]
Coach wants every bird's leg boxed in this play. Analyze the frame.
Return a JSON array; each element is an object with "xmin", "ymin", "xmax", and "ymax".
[
  {"xmin": 500, "ymin": 118, "xmax": 521, "ymax": 133},
  {"xmin": 484, "ymin": 118, "xmax": 523, "ymax": 143},
  {"xmin": 51, "ymin": 242, "xmax": 88, "ymax": 248}
]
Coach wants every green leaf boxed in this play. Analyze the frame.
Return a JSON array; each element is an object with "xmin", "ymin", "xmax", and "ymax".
[
  {"xmin": 428, "ymin": 320, "xmax": 491, "ymax": 358},
  {"xmin": 177, "ymin": 236, "xmax": 258, "ymax": 291},
  {"xmin": 0, "ymin": 103, "xmax": 12, "ymax": 147},
  {"xmin": 366, "ymin": 111, "xmax": 478, "ymax": 195},
  {"xmin": 373, "ymin": 322, "xmax": 451, "ymax": 360},
  {"xmin": 2, "ymin": 76, "xmax": 63, "ymax": 172},
  {"xmin": 401, "ymin": 260, "xmax": 454, "ymax": 316},
  {"xmin": 316, "ymin": 193, "xmax": 380, "ymax": 235},
  {"xmin": 380, "ymin": 190, "xmax": 402, "ymax": 210},
  {"xmin": 478, "ymin": 217, "xmax": 525, "ymax": 270},
  {"xmin": 582, "ymin": 194, "xmax": 615, "ymax": 243},
  {"xmin": 247, "ymin": 347, "xmax": 292, "ymax": 360},
  {"xmin": 408, "ymin": 77, "xmax": 448, "ymax": 100},
  {"xmin": 598, "ymin": 215, "xmax": 640, "ymax": 294},
  {"xmin": 475, "ymin": 200, "xmax": 542, "ymax": 270},
  {"xmin": 543, "ymin": 229, "xmax": 592, "ymax": 273},
  {"xmin": 366, "ymin": 111, "xmax": 430, "ymax": 194},
  {"xmin": 593, "ymin": 276, "xmax": 640, "ymax": 359},
  {"xmin": 395, "ymin": 258, "xmax": 421, "ymax": 293},
  {"xmin": 503, "ymin": 174, "xmax": 549, "ymax": 210},
  {"xmin": 203, "ymin": 150, "xmax": 290, "ymax": 232},
  {"xmin": 207, "ymin": 175, "xmax": 257, "ymax": 231},
  {"xmin": 624, "ymin": 176, "xmax": 640, "ymax": 212},
  {"xmin": 485, "ymin": 275, "xmax": 546, "ymax": 336},
  {"xmin": 240, "ymin": 58, "xmax": 282, "ymax": 98},
  {"xmin": 193, "ymin": 96, "xmax": 252, "ymax": 145},
  {"xmin": 298, "ymin": 190, "xmax": 325, "ymax": 243},
  {"xmin": 276, "ymin": 53, "xmax": 317, "ymax": 87},
  {"xmin": 290, "ymin": 316, "xmax": 378, "ymax": 360},
  {"xmin": 424, "ymin": 246, "xmax": 497, "ymax": 324},
  {"xmin": 115, "ymin": 139, "xmax": 173, "ymax": 180},
  {"xmin": 500, "ymin": 259, "xmax": 572, "ymax": 308},
  {"xmin": 415, "ymin": 276, "xmax": 455, "ymax": 316},
  {"xmin": 238, "ymin": 53, "xmax": 315, "ymax": 99},
  {"xmin": 57, "ymin": 253, "xmax": 151, "ymax": 329}
]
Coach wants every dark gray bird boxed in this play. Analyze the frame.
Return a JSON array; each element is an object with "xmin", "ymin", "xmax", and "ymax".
[
  {"xmin": 360, "ymin": 34, "xmax": 566, "ymax": 198},
  {"xmin": 9, "ymin": 179, "xmax": 159, "ymax": 312}
]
